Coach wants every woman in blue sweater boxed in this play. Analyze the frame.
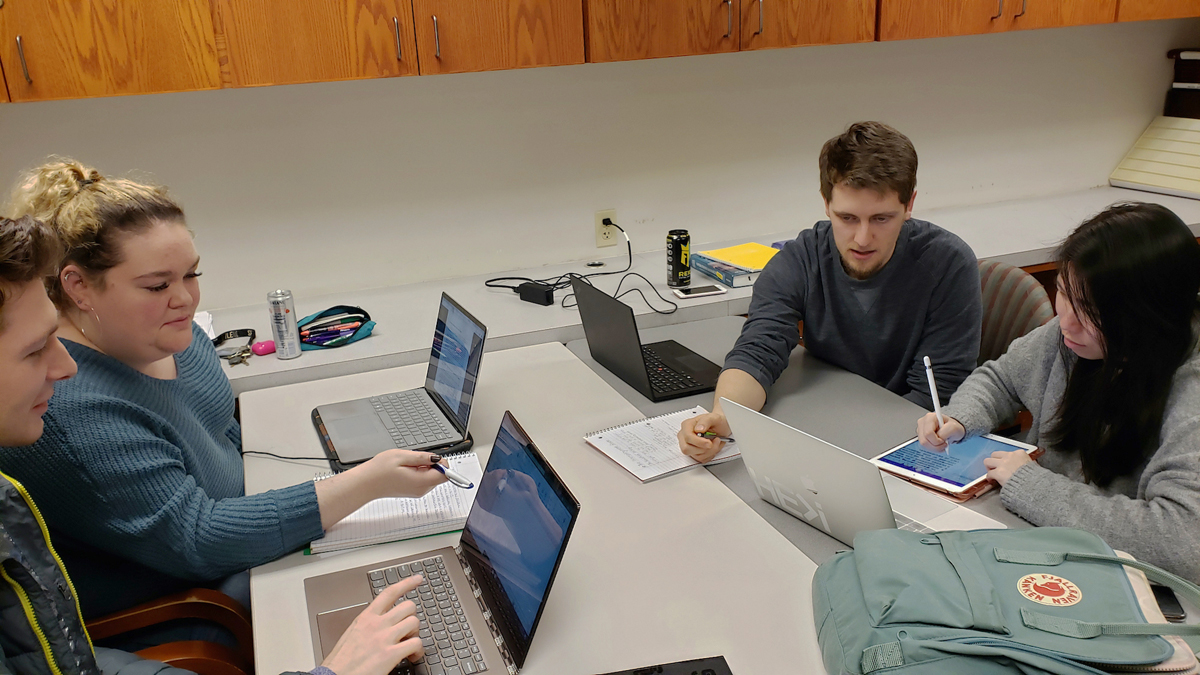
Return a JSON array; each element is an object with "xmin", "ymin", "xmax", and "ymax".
[{"xmin": 0, "ymin": 159, "xmax": 447, "ymax": 620}]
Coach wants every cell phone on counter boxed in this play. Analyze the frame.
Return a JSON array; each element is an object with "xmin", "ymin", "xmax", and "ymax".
[{"xmin": 672, "ymin": 284, "xmax": 727, "ymax": 299}]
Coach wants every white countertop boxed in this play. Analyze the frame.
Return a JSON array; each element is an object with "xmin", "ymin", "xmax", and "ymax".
[{"xmin": 213, "ymin": 186, "xmax": 1200, "ymax": 394}]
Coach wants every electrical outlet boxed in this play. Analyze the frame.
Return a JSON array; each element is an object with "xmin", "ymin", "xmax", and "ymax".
[{"xmin": 595, "ymin": 209, "xmax": 618, "ymax": 248}]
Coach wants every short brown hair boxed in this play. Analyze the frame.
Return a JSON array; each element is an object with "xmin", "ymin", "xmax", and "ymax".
[
  {"xmin": 819, "ymin": 121, "xmax": 918, "ymax": 204},
  {"xmin": 9, "ymin": 158, "xmax": 185, "ymax": 311},
  {"xmin": 0, "ymin": 215, "xmax": 63, "ymax": 330}
]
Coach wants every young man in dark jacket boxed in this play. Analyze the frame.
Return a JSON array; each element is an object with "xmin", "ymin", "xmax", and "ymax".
[
  {"xmin": 0, "ymin": 215, "xmax": 424, "ymax": 675},
  {"xmin": 679, "ymin": 122, "xmax": 983, "ymax": 462}
]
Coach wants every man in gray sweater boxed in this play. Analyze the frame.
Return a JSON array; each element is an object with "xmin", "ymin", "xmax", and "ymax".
[{"xmin": 680, "ymin": 122, "xmax": 982, "ymax": 462}]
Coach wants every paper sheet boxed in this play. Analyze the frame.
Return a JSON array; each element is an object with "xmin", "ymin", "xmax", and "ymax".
[{"xmin": 585, "ymin": 406, "xmax": 740, "ymax": 482}]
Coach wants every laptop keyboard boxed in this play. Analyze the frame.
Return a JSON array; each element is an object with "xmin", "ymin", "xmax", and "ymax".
[
  {"xmin": 368, "ymin": 555, "xmax": 488, "ymax": 675},
  {"xmin": 894, "ymin": 511, "xmax": 935, "ymax": 534},
  {"xmin": 642, "ymin": 347, "xmax": 701, "ymax": 394},
  {"xmin": 370, "ymin": 391, "xmax": 457, "ymax": 449}
]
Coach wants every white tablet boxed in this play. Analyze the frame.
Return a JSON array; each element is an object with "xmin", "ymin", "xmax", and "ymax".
[{"xmin": 871, "ymin": 434, "xmax": 1038, "ymax": 495}]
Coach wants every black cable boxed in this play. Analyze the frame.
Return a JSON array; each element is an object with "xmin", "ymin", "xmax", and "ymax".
[
  {"xmin": 240, "ymin": 449, "xmax": 324, "ymax": 462},
  {"xmin": 484, "ymin": 220, "xmax": 633, "ymax": 295},
  {"xmin": 561, "ymin": 271, "xmax": 679, "ymax": 315}
]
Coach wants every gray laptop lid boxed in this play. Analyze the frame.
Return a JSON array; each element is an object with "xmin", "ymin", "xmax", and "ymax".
[{"xmin": 722, "ymin": 398, "xmax": 896, "ymax": 546}]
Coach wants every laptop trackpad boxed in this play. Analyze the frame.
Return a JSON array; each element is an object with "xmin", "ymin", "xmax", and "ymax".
[
  {"xmin": 326, "ymin": 413, "xmax": 394, "ymax": 464},
  {"xmin": 316, "ymin": 603, "xmax": 368, "ymax": 658}
]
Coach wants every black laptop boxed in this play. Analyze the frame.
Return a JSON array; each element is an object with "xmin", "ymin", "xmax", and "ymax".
[{"xmin": 571, "ymin": 278, "xmax": 720, "ymax": 402}]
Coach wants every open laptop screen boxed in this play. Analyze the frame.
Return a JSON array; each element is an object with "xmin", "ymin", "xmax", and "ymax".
[
  {"xmin": 425, "ymin": 294, "xmax": 487, "ymax": 430},
  {"xmin": 459, "ymin": 412, "xmax": 579, "ymax": 667}
]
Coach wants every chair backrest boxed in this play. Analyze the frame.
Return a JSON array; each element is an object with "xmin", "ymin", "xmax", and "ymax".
[{"xmin": 978, "ymin": 260, "xmax": 1054, "ymax": 366}]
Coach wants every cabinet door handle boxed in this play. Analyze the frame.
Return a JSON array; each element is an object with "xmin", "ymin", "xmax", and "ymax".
[
  {"xmin": 755, "ymin": 0, "xmax": 763, "ymax": 35},
  {"xmin": 433, "ymin": 15, "xmax": 440, "ymax": 59},
  {"xmin": 393, "ymin": 17, "xmax": 402, "ymax": 60},
  {"xmin": 991, "ymin": 0, "xmax": 1004, "ymax": 19},
  {"xmin": 16, "ymin": 35, "xmax": 31, "ymax": 84},
  {"xmin": 722, "ymin": 0, "xmax": 731, "ymax": 38},
  {"xmin": 1014, "ymin": 0, "xmax": 1027, "ymax": 17}
]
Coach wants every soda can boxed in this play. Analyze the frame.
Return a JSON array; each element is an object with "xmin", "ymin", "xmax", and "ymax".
[
  {"xmin": 267, "ymin": 289, "xmax": 302, "ymax": 360},
  {"xmin": 666, "ymin": 229, "xmax": 691, "ymax": 288}
]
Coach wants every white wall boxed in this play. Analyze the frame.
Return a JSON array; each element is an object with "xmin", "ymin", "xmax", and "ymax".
[{"xmin": 0, "ymin": 18, "xmax": 1196, "ymax": 310}]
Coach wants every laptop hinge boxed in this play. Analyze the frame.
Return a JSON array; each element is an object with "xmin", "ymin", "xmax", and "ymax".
[{"xmin": 456, "ymin": 546, "xmax": 519, "ymax": 674}]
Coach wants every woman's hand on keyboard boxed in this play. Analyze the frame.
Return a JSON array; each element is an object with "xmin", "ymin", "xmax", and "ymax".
[
  {"xmin": 321, "ymin": 574, "xmax": 424, "ymax": 675},
  {"xmin": 916, "ymin": 413, "xmax": 965, "ymax": 451}
]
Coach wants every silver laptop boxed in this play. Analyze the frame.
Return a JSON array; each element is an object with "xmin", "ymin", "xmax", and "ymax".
[
  {"xmin": 305, "ymin": 411, "xmax": 580, "ymax": 675},
  {"xmin": 722, "ymin": 398, "xmax": 943, "ymax": 546},
  {"xmin": 313, "ymin": 293, "xmax": 487, "ymax": 464}
]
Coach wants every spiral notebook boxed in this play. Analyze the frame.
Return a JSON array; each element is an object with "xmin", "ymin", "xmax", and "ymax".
[
  {"xmin": 584, "ymin": 406, "xmax": 741, "ymax": 483},
  {"xmin": 309, "ymin": 454, "xmax": 484, "ymax": 554}
]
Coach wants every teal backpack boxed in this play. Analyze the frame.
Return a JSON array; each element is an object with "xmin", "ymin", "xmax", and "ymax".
[{"xmin": 813, "ymin": 528, "xmax": 1200, "ymax": 674}]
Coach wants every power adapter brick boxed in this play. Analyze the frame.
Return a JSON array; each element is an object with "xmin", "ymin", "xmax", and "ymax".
[{"xmin": 518, "ymin": 282, "xmax": 555, "ymax": 306}]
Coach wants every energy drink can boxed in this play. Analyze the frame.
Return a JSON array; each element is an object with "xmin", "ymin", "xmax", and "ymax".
[
  {"xmin": 267, "ymin": 289, "xmax": 302, "ymax": 360},
  {"xmin": 667, "ymin": 229, "xmax": 691, "ymax": 288}
]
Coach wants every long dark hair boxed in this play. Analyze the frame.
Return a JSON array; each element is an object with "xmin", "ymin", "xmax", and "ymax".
[{"xmin": 1047, "ymin": 203, "xmax": 1200, "ymax": 486}]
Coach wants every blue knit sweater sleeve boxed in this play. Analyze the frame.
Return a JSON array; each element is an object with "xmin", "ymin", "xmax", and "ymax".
[
  {"xmin": 29, "ymin": 406, "xmax": 323, "ymax": 581},
  {"xmin": 0, "ymin": 326, "xmax": 325, "ymax": 583}
]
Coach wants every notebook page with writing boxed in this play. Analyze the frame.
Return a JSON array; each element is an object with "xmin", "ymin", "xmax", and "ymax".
[
  {"xmin": 584, "ymin": 406, "xmax": 740, "ymax": 483},
  {"xmin": 310, "ymin": 454, "xmax": 483, "ymax": 554}
]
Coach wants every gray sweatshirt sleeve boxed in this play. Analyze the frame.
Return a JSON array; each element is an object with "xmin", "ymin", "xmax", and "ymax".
[
  {"xmin": 1001, "ymin": 408, "xmax": 1200, "ymax": 581},
  {"xmin": 941, "ymin": 320, "xmax": 1062, "ymax": 435},
  {"xmin": 722, "ymin": 245, "xmax": 807, "ymax": 391},
  {"xmin": 901, "ymin": 254, "xmax": 982, "ymax": 409}
]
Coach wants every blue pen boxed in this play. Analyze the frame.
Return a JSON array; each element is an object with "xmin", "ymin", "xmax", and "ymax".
[{"xmin": 432, "ymin": 463, "xmax": 474, "ymax": 489}]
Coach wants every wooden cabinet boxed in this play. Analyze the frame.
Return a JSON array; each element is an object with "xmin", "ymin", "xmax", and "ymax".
[
  {"xmin": 880, "ymin": 0, "xmax": 1012, "ymax": 40},
  {"xmin": 740, "ymin": 0, "xmax": 875, "ymax": 51},
  {"xmin": 585, "ymin": 0, "xmax": 739, "ymax": 63},
  {"xmin": 1118, "ymin": 0, "xmax": 1200, "ymax": 21},
  {"xmin": 412, "ymin": 0, "xmax": 584, "ymax": 75},
  {"xmin": 882, "ymin": 0, "xmax": 1116, "ymax": 41},
  {"xmin": 1011, "ymin": 0, "xmax": 1116, "ymax": 30},
  {"xmin": 211, "ymin": 0, "xmax": 416, "ymax": 87},
  {"xmin": 0, "ymin": 0, "xmax": 220, "ymax": 102}
]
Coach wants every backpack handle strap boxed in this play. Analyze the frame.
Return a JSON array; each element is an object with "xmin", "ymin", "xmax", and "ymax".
[{"xmin": 995, "ymin": 547, "xmax": 1200, "ymax": 639}]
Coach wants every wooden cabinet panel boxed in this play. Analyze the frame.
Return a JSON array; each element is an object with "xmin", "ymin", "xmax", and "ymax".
[
  {"xmin": 1118, "ymin": 0, "xmax": 1200, "ymax": 21},
  {"xmin": 1012, "ymin": 0, "xmax": 1117, "ymax": 30},
  {"xmin": 880, "ymin": 0, "xmax": 1012, "ymax": 40},
  {"xmin": 412, "ymin": 0, "xmax": 584, "ymax": 74},
  {"xmin": 740, "ymin": 0, "xmax": 874, "ymax": 51},
  {"xmin": 0, "ymin": 1, "xmax": 220, "ymax": 102},
  {"xmin": 585, "ymin": 0, "xmax": 738, "ymax": 63},
  {"xmin": 211, "ymin": 0, "xmax": 416, "ymax": 87}
]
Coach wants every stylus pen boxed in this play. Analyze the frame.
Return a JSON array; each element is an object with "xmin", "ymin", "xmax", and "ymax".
[
  {"xmin": 923, "ymin": 355, "xmax": 946, "ymax": 429},
  {"xmin": 700, "ymin": 431, "xmax": 736, "ymax": 443},
  {"xmin": 432, "ymin": 463, "xmax": 475, "ymax": 489}
]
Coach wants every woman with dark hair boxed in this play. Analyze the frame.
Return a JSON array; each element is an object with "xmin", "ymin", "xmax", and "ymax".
[{"xmin": 916, "ymin": 202, "xmax": 1200, "ymax": 581}]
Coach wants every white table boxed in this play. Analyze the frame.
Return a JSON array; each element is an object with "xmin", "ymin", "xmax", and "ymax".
[
  {"xmin": 240, "ymin": 342, "xmax": 824, "ymax": 675},
  {"xmin": 215, "ymin": 187, "xmax": 1200, "ymax": 395},
  {"xmin": 567, "ymin": 316, "xmax": 1028, "ymax": 564}
]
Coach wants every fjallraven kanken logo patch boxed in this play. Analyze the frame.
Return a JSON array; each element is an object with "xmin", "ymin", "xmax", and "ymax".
[{"xmin": 1018, "ymin": 573, "xmax": 1083, "ymax": 606}]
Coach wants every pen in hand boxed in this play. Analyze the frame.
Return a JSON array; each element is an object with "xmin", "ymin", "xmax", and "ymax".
[
  {"xmin": 699, "ymin": 431, "xmax": 736, "ymax": 443},
  {"xmin": 923, "ymin": 355, "xmax": 951, "ymax": 453},
  {"xmin": 430, "ymin": 456, "xmax": 475, "ymax": 489}
]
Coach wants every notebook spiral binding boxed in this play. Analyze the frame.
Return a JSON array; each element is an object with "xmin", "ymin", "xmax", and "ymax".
[
  {"xmin": 588, "ymin": 408, "xmax": 695, "ymax": 437},
  {"xmin": 313, "ymin": 471, "xmax": 337, "ymax": 482}
]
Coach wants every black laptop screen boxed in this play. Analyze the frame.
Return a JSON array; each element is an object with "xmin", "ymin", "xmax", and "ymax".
[
  {"xmin": 459, "ymin": 413, "xmax": 579, "ymax": 666},
  {"xmin": 425, "ymin": 294, "xmax": 486, "ymax": 430}
]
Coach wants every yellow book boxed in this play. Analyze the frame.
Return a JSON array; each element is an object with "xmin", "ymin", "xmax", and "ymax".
[{"xmin": 698, "ymin": 242, "xmax": 779, "ymax": 271}]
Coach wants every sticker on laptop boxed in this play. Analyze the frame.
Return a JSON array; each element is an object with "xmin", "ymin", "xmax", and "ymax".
[{"xmin": 1018, "ymin": 574, "xmax": 1082, "ymax": 606}]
